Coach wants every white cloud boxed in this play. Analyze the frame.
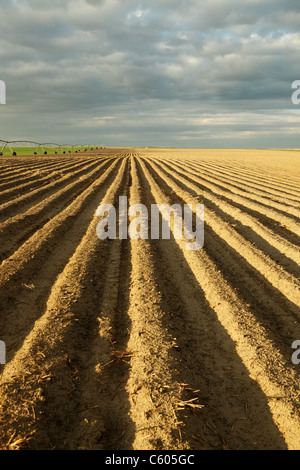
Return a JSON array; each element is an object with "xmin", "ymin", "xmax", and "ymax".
[{"xmin": 0, "ymin": 0, "xmax": 299, "ymax": 147}]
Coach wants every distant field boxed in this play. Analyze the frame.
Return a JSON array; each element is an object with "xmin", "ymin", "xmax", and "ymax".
[
  {"xmin": 0, "ymin": 147, "xmax": 299, "ymax": 450},
  {"xmin": 0, "ymin": 145, "xmax": 102, "ymax": 156}
]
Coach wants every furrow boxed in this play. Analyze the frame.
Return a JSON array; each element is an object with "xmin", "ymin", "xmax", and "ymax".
[
  {"xmin": 0, "ymin": 156, "xmax": 128, "ymax": 450},
  {"xmin": 164, "ymin": 153, "xmax": 300, "ymax": 196},
  {"xmin": 0, "ymin": 158, "xmax": 95, "ymax": 192},
  {"xmin": 68, "ymin": 157, "xmax": 132, "ymax": 450},
  {"xmin": 144, "ymin": 157, "xmax": 300, "ymax": 309},
  {"xmin": 117, "ymin": 155, "xmax": 186, "ymax": 450},
  {"xmin": 150, "ymin": 158, "xmax": 300, "ymax": 268},
  {"xmin": 141, "ymin": 157, "xmax": 300, "ymax": 361},
  {"xmin": 0, "ymin": 148, "xmax": 298, "ymax": 451},
  {"xmin": 0, "ymin": 158, "xmax": 75, "ymax": 177},
  {"xmin": 158, "ymin": 158, "xmax": 300, "ymax": 224},
  {"xmin": 0, "ymin": 158, "xmax": 122, "ymax": 359},
  {"xmin": 138, "ymin": 155, "xmax": 300, "ymax": 450},
  {"xmin": 0, "ymin": 158, "xmax": 111, "ymax": 222},
  {"xmin": 179, "ymin": 159, "xmax": 300, "ymax": 206},
  {"xmin": 217, "ymin": 161, "xmax": 300, "ymax": 191},
  {"xmin": 134, "ymin": 155, "xmax": 290, "ymax": 450},
  {"xmin": 149, "ymin": 157, "xmax": 300, "ymax": 254},
  {"xmin": 0, "ymin": 157, "xmax": 107, "ymax": 206},
  {"xmin": 0, "ymin": 158, "xmax": 113, "ymax": 261}
]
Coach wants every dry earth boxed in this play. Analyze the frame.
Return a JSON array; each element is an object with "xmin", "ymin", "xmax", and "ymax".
[{"xmin": 0, "ymin": 147, "xmax": 299, "ymax": 450}]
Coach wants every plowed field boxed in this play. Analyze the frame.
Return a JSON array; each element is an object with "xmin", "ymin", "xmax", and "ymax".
[{"xmin": 0, "ymin": 147, "xmax": 299, "ymax": 450}]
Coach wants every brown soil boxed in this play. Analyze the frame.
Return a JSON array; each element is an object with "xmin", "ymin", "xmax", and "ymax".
[{"xmin": 0, "ymin": 147, "xmax": 299, "ymax": 450}]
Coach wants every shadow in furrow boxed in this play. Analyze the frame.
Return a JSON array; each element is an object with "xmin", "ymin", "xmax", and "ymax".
[{"xmin": 135, "ymin": 157, "xmax": 288, "ymax": 449}]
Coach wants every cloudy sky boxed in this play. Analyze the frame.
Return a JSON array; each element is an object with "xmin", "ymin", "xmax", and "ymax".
[{"xmin": 0, "ymin": 0, "xmax": 300, "ymax": 148}]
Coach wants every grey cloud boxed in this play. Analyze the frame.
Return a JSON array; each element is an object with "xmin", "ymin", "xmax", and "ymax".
[{"xmin": 0, "ymin": 0, "xmax": 299, "ymax": 147}]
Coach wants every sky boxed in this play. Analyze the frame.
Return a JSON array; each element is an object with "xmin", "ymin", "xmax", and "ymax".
[{"xmin": 0, "ymin": 0, "xmax": 300, "ymax": 148}]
